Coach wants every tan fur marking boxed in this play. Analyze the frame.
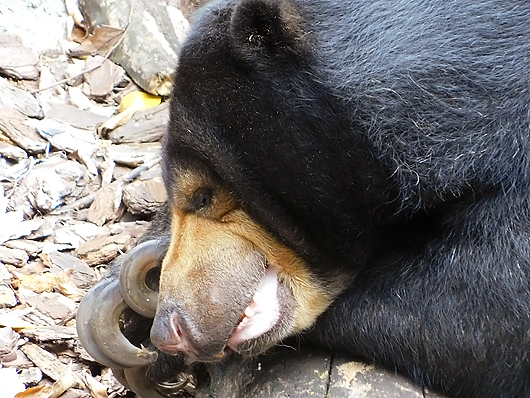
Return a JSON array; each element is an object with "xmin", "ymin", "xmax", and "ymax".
[
  {"xmin": 170, "ymin": 170, "xmax": 238, "ymax": 220},
  {"xmin": 162, "ymin": 172, "xmax": 349, "ymax": 336},
  {"xmin": 221, "ymin": 209, "xmax": 347, "ymax": 331}
]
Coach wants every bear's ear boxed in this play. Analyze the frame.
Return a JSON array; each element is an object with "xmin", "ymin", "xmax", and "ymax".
[{"xmin": 229, "ymin": 0, "xmax": 307, "ymax": 58}]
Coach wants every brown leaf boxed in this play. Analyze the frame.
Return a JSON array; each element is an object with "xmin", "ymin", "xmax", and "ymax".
[
  {"xmin": 14, "ymin": 385, "xmax": 52, "ymax": 398},
  {"xmin": 68, "ymin": 25, "xmax": 124, "ymax": 58},
  {"xmin": 13, "ymin": 366, "xmax": 79, "ymax": 398},
  {"xmin": 49, "ymin": 366, "xmax": 79, "ymax": 398},
  {"xmin": 83, "ymin": 56, "xmax": 125, "ymax": 97},
  {"xmin": 56, "ymin": 271, "xmax": 85, "ymax": 302},
  {"xmin": 17, "ymin": 273, "xmax": 58, "ymax": 294}
]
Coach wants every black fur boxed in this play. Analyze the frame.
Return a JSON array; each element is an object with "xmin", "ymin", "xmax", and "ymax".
[{"xmin": 161, "ymin": 0, "xmax": 530, "ymax": 396}]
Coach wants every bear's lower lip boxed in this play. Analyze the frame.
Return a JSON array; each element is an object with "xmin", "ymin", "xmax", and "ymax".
[{"xmin": 226, "ymin": 266, "xmax": 281, "ymax": 350}]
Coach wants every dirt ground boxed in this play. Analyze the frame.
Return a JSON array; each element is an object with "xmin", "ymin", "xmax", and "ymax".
[{"xmin": 0, "ymin": 1, "xmax": 165, "ymax": 396}]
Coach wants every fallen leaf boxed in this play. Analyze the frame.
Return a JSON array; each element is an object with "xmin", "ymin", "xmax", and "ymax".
[
  {"xmin": 17, "ymin": 273, "xmax": 58, "ymax": 294},
  {"xmin": 56, "ymin": 271, "xmax": 85, "ymax": 302},
  {"xmin": 84, "ymin": 371, "xmax": 109, "ymax": 398},
  {"xmin": 49, "ymin": 366, "xmax": 79, "ymax": 398},
  {"xmin": 68, "ymin": 25, "xmax": 125, "ymax": 59},
  {"xmin": 83, "ymin": 56, "xmax": 125, "ymax": 98},
  {"xmin": 14, "ymin": 385, "xmax": 51, "ymax": 398},
  {"xmin": 13, "ymin": 366, "xmax": 79, "ymax": 398},
  {"xmin": 68, "ymin": 18, "xmax": 90, "ymax": 42}
]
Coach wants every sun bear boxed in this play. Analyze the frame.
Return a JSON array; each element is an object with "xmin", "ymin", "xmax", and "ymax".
[{"xmin": 77, "ymin": 0, "xmax": 530, "ymax": 397}]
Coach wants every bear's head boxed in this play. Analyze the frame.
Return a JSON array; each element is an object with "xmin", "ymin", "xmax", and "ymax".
[{"xmin": 149, "ymin": 0, "xmax": 371, "ymax": 362}]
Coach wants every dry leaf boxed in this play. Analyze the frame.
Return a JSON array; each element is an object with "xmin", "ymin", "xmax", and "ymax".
[
  {"xmin": 13, "ymin": 366, "xmax": 79, "ymax": 398},
  {"xmin": 14, "ymin": 385, "xmax": 52, "ymax": 398},
  {"xmin": 68, "ymin": 25, "xmax": 125, "ymax": 59},
  {"xmin": 84, "ymin": 371, "xmax": 109, "ymax": 398},
  {"xmin": 17, "ymin": 273, "xmax": 58, "ymax": 294},
  {"xmin": 68, "ymin": 19, "xmax": 90, "ymax": 42},
  {"xmin": 49, "ymin": 366, "xmax": 79, "ymax": 398},
  {"xmin": 56, "ymin": 272, "xmax": 85, "ymax": 302},
  {"xmin": 83, "ymin": 56, "xmax": 125, "ymax": 97}
]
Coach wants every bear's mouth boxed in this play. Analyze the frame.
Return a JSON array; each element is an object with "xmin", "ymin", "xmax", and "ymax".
[{"xmin": 226, "ymin": 266, "xmax": 281, "ymax": 351}]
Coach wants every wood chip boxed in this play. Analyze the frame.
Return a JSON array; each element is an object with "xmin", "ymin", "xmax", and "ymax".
[
  {"xmin": 35, "ymin": 118, "xmax": 97, "ymax": 153},
  {"xmin": 0, "ymin": 45, "xmax": 40, "ymax": 80},
  {"xmin": 20, "ymin": 326, "xmax": 77, "ymax": 343},
  {"xmin": 0, "ymin": 284, "xmax": 18, "ymax": 307},
  {"xmin": 12, "ymin": 352, "xmax": 82, "ymax": 395},
  {"xmin": 86, "ymin": 180, "xmax": 124, "ymax": 226},
  {"xmin": 108, "ymin": 221, "xmax": 149, "ymax": 241},
  {"xmin": 0, "ymin": 106, "xmax": 47, "ymax": 154},
  {"xmin": 8, "ymin": 158, "xmax": 86, "ymax": 217},
  {"xmin": 0, "ymin": 209, "xmax": 25, "ymax": 246},
  {"xmin": 4, "ymin": 239, "xmax": 44, "ymax": 257},
  {"xmin": 107, "ymin": 102, "xmax": 168, "ymax": 143},
  {"xmin": 18, "ymin": 366, "xmax": 43, "ymax": 386},
  {"xmin": 106, "ymin": 143, "xmax": 161, "ymax": 167},
  {"xmin": 41, "ymin": 252, "xmax": 96, "ymax": 289},
  {"xmin": 1, "ymin": 349, "xmax": 34, "ymax": 369},
  {"xmin": 20, "ymin": 342, "xmax": 71, "ymax": 382},
  {"xmin": 0, "ymin": 246, "xmax": 29, "ymax": 267},
  {"xmin": 123, "ymin": 176, "xmax": 166, "ymax": 214},
  {"xmin": 0, "ymin": 326, "xmax": 19, "ymax": 357},
  {"xmin": 0, "ymin": 142, "xmax": 28, "ymax": 160},
  {"xmin": 45, "ymin": 103, "xmax": 107, "ymax": 131},
  {"xmin": 76, "ymin": 231, "xmax": 131, "ymax": 266},
  {"xmin": 0, "ymin": 78, "xmax": 43, "ymax": 119},
  {"xmin": 15, "ymin": 273, "xmax": 58, "ymax": 294},
  {"xmin": 0, "ymin": 308, "xmax": 37, "ymax": 329},
  {"xmin": 8, "ymin": 218, "xmax": 47, "ymax": 242},
  {"xmin": 19, "ymin": 290, "xmax": 77, "ymax": 321}
]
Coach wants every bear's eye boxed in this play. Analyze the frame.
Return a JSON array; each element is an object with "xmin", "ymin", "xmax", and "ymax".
[{"xmin": 191, "ymin": 187, "xmax": 213, "ymax": 211}]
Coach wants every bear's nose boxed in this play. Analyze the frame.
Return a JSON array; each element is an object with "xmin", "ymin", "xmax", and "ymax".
[
  {"xmin": 150, "ymin": 311, "xmax": 190, "ymax": 356},
  {"xmin": 150, "ymin": 308, "xmax": 226, "ymax": 361}
]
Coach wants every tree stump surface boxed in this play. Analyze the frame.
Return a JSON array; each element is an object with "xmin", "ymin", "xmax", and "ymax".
[{"xmin": 194, "ymin": 348, "xmax": 447, "ymax": 398}]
